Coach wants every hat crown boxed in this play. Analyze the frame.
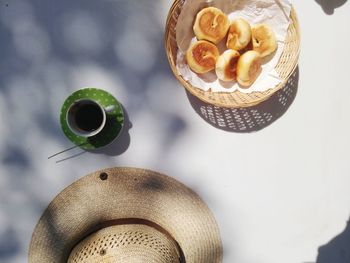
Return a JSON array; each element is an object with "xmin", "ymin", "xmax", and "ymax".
[{"xmin": 68, "ymin": 224, "xmax": 181, "ymax": 263}]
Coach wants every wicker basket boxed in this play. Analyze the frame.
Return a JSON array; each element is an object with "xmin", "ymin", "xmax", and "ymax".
[{"xmin": 164, "ymin": 0, "xmax": 301, "ymax": 108}]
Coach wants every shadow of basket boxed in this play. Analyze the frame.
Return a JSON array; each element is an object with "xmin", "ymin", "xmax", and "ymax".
[{"xmin": 187, "ymin": 67, "xmax": 299, "ymax": 133}]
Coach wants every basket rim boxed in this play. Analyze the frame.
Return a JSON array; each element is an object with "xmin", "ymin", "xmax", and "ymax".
[{"xmin": 164, "ymin": 2, "xmax": 301, "ymax": 108}]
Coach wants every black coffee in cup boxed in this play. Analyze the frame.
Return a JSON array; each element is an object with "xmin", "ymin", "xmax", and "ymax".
[
  {"xmin": 75, "ymin": 103, "xmax": 103, "ymax": 132},
  {"xmin": 67, "ymin": 99, "xmax": 107, "ymax": 137}
]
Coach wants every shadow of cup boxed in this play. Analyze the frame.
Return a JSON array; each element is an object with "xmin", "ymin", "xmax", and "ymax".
[
  {"xmin": 187, "ymin": 67, "xmax": 299, "ymax": 133},
  {"xmin": 88, "ymin": 105, "xmax": 132, "ymax": 156}
]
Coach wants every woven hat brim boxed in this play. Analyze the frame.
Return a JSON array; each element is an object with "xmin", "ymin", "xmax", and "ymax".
[{"xmin": 29, "ymin": 167, "xmax": 222, "ymax": 263}]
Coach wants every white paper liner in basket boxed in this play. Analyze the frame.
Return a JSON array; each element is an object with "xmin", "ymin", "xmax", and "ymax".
[{"xmin": 175, "ymin": 0, "xmax": 292, "ymax": 93}]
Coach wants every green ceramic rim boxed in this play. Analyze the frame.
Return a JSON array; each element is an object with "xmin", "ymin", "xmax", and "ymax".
[{"xmin": 60, "ymin": 88, "xmax": 124, "ymax": 150}]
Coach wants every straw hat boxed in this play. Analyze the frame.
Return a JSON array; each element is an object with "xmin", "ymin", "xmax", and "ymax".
[{"xmin": 29, "ymin": 167, "xmax": 222, "ymax": 262}]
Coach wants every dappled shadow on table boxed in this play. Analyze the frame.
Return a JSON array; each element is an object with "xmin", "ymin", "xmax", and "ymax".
[
  {"xmin": 0, "ymin": 228, "xmax": 20, "ymax": 261},
  {"xmin": 0, "ymin": 0, "xmax": 186, "ymax": 262},
  {"xmin": 187, "ymin": 67, "xmax": 299, "ymax": 133}
]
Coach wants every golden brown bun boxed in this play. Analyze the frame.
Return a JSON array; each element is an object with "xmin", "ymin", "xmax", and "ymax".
[
  {"xmin": 215, "ymin": 49, "xmax": 240, "ymax": 82},
  {"xmin": 237, "ymin": 50, "xmax": 262, "ymax": 87},
  {"xmin": 193, "ymin": 7, "xmax": 230, "ymax": 44},
  {"xmin": 251, "ymin": 24, "xmax": 277, "ymax": 58},
  {"xmin": 186, "ymin": 40, "xmax": 220, "ymax": 74},
  {"xmin": 226, "ymin": 18, "xmax": 252, "ymax": 51}
]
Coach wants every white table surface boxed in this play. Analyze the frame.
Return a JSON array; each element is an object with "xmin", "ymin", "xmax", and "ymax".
[{"xmin": 0, "ymin": 0, "xmax": 350, "ymax": 262}]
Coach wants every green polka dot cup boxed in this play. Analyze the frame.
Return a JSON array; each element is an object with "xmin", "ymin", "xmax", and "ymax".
[{"xmin": 60, "ymin": 88, "xmax": 124, "ymax": 150}]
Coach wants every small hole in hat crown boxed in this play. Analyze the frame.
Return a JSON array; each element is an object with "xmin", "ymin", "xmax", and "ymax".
[
  {"xmin": 99, "ymin": 249, "xmax": 106, "ymax": 256},
  {"xmin": 100, "ymin": 172, "xmax": 108, "ymax": 180}
]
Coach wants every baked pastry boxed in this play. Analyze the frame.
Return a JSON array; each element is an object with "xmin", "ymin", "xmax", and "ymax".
[
  {"xmin": 186, "ymin": 40, "xmax": 220, "ymax": 74},
  {"xmin": 251, "ymin": 24, "xmax": 277, "ymax": 57},
  {"xmin": 226, "ymin": 18, "xmax": 252, "ymax": 51},
  {"xmin": 215, "ymin": 49, "xmax": 240, "ymax": 82},
  {"xmin": 193, "ymin": 7, "xmax": 230, "ymax": 44},
  {"xmin": 237, "ymin": 50, "xmax": 262, "ymax": 87}
]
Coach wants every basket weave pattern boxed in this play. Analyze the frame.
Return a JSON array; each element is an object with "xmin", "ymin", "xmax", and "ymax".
[{"xmin": 165, "ymin": 0, "xmax": 300, "ymax": 108}]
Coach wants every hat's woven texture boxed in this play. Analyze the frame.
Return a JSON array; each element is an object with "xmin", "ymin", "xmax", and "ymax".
[
  {"xmin": 67, "ymin": 224, "xmax": 180, "ymax": 263},
  {"xmin": 29, "ymin": 167, "xmax": 222, "ymax": 263}
]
